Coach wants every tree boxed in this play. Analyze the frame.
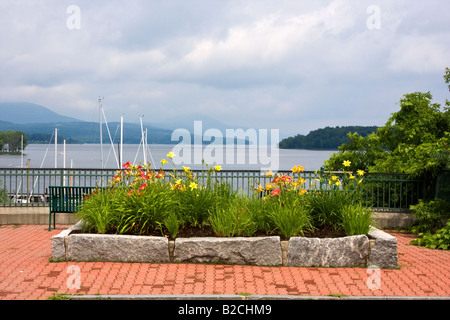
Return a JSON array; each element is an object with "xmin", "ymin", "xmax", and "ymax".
[{"xmin": 1, "ymin": 130, "xmax": 28, "ymax": 153}]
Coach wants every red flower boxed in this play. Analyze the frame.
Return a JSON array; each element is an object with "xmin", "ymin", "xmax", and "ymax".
[
  {"xmin": 139, "ymin": 183, "xmax": 147, "ymax": 190},
  {"xmin": 123, "ymin": 161, "xmax": 132, "ymax": 168},
  {"xmin": 270, "ymin": 188, "xmax": 281, "ymax": 197}
]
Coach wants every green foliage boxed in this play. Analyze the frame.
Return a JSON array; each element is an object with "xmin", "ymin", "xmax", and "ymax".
[
  {"xmin": 409, "ymin": 199, "xmax": 450, "ymax": 234},
  {"xmin": 324, "ymin": 132, "xmax": 385, "ymax": 172},
  {"xmin": 116, "ymin": 181, "xmax": 176, "ymax": 235},
  {"xmin": 164, "ymin": 212, "xmax": 183, "ymax": 239},
  {"xmin": 410, "ymin": 220, "xmax": 450, "ymax": 250},
  {"xmin": 77, "ymin": 188, "xmax": 120, "ymax": 234},
  {"xmin": 340, "ymin": 203, "xmax": 373, "ymax": 236},
  {"xmin": 209, "ymin": 197, "xmax": 258, "ymax": 237},
  {"xmin": 279, "ymin": 126, "xmax": 378, "ymax": 150},
  {"xmin": 266, "ymin": 201, "xmax": 313, "ymax": 239},
  {"xmin": 0, "ymin": 179, "xmax": 7, "ymax": 204},
  {"xmin": 0, "ymin": 130, "xmax": 28, "ymax": 153}
]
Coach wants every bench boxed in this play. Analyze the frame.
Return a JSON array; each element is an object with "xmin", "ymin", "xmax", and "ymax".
[{"xmin": 48, "ymin": 186, "xmax": 95, "ymax": 231}]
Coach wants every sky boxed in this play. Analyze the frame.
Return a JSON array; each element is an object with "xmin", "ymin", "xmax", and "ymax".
[{"xmin": 0, "ymin": 0, "xmax": 449, "ymax": 138}]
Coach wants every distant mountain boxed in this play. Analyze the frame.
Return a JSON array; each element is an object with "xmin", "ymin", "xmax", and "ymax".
[
  {"xmin": 0, "ymin": 102, "xmax": 81, "ymax": 124},
  {"xmin": 0, "ymin": 102, "xmax": 175, "ymax": 144},
  {"xmin": 279, "ymin": 126, "xmax": 378, "ymax": 150}
]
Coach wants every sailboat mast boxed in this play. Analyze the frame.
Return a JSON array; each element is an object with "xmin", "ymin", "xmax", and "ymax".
[
  {"xmin": 99, "ymin": 97, "xmax": 104, "ymax": 169},
  {"xmin": 55, "ymin": 128, "xmax": 58, "ymax": 169},
  {"xmin": 120, "ymin": 115, "xmax": 124, "ymax": 168}
]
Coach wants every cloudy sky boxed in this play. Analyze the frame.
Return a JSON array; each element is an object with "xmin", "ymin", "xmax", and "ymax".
[{"xmin": 1, "ymin": 0, "xmax": 449, "ymax": 137}]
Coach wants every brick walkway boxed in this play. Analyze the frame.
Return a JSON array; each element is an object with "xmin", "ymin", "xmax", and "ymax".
[{"xmin": 0, "ymin": 225, "xmax": 449, "ymax": 300}]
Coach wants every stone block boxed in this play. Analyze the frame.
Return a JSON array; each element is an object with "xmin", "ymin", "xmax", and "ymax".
[
  {"xmin": 287, "ymin": 235, "xmax": 369, "ymax": 267},
  {"xmin": 368, "ymin": 228, "xmax": 398, "ymax": 269},
  {"xmin": 173, "ymin": 237, "xmax": 282, "ymax": 266},
  {"xmin": 67, "ymin": 234, "xmax": 169, "ymax": 263}
]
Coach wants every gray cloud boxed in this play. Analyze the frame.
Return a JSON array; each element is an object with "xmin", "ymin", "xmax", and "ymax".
[{"xmin": 0, "ymin": 0, "xmax": 449, "ymax": 136}]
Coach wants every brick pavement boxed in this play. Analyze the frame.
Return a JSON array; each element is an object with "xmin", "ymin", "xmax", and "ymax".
[{"xmin": 0, "ymin": 225, "xmax": 449, "ymax": 300}]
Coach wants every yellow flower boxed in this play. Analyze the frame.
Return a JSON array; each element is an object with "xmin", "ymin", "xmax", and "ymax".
[
  {"xmin": 298, "ymin": 189, "xmax": 307, "ymax": 196},
  {"xmin": 255, "ymin": 184, "xmax": 264, "ymax": 193},
  {"xmin": 265, "ymin": 183, "xmax": 274, "ymax": 191},
  {"xmin": 335, "ymin": 180, "xmax": 342, "ymax": 186},
  {"xmin": 160, "ymin": 159, "xmax": 168, "ymax": 165},
  {"xmin": 348, "ymin": 174, "xmax": 355, "ymax": 179},
  {"xmin": 357, "ymin": 170, "xmax": 365, "ymax": 176},
  {"xmin": 299, "ymin": 177, "xmax": 306, "ymax": 185},
  {"xmin": 343, "ymin": 160, "xmax": 351, "ymax": 167},
  {"xmin": 214, "ymin": 165, "xmax": 222, "ymax": 171},
  {"xmin": 189, "ymin": 182, "xmax": 198, "ymax": 190},
  {"xmin": 331, "ymin": 175, "xmax": 339, "ymax": 181},
  {"xmin": 167, "ymin": 151, "xmax": 175, "ymax": 159},
  {"xmin": 175, "ymin": 179, "xmax": 182, "ymax": 185},
  {"xmin": 291, "ymin": 165, "xmax": 305, "ymax": 173},
  {"xmin": 182, "ymin": 166, "xmax": 190, "ymax": 173},
  {"xmin": 265, "ymin": 170, "xmax": 273, "ymax": 177}
]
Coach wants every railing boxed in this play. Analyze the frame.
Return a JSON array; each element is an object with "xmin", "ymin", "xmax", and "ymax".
[{"xmin": 0, "ymin": 168, "xmax": 427, "ymax": 211}]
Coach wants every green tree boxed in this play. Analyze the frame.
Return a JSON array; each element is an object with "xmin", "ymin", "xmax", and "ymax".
[{"xmin": 4, "ymin": 130, "xmax": 28, "ymax": 152}]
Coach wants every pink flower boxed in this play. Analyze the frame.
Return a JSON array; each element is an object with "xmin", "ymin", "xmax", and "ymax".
[{"xmin": 270, "ymin": 188, "xmax": 281, "ymax": 197}]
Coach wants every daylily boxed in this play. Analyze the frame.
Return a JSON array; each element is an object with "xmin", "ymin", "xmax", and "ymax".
[
  {"xmin": 182, "ymin": 166, "xmax": 190, "ymax": 173},
  {"xmin": 265, "ymin": 183, "xmax": 274, "ymax": 191},
  {"xmin": 298, "ymin": 189, "xmax": 307, "ymax": 196},
  {"xmin": 214, "ymin": 165, "xmax": 222, "ymax": 171},
  {"xmin": 123, "ymin": 161, "xmax": 132, "ymax": 168},
  {"xmin": 291, "ymin": 165, "xmax": 305, "ymax": 173},
  {"xmin": 343, "ymin": 160, "xmax": 351, "ymax": 167},
  {"xmin": 270, "ymin": 188, "xmax": 281, "ymax": 197},
  {"xmin": 139, "ymin": 183, "xmax": 147, "ymax": 190},
  {"xmin": 255, "ymin": 185, "xmax": 264, "ymax": 193},
  {"xmin": 357, "ymin": 170, "xmax": 365, "ymax": 176},
  {"xmin": 265, "ymin": 170, "xmax": 273, "ymax": 177},
  {"xmin": 161, "ymin": 159, "xmax": 168, "ymax": 165},
  {"xmin": 167, "ymin": 152, "xmax": 175, "ymax": 159},
  {"xmin": 189, "ymin": 182, "xmax": 198, "ymax": 191}
]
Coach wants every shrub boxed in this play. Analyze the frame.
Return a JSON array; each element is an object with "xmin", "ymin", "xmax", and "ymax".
[
  {"xmin": 410, "ymin": 220, "xmax": 450, "ymax": 250},
  {"xmin": 340, "ymin": 203, "xmax": 373, "ymax": 236},
  {"xmin": 410, "ymin": 199, "xmax": 450, "ymax": 234}
]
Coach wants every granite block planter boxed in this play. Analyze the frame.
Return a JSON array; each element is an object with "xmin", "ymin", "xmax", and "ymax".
[
  {"xmin": 287, "ymin": 235, "xmax": 370, "ymax": 268},
  {"xmin": 52, "ymin": 222, "xmax": 398, "ymax": 269},
  {"xmin": 173, "ymin": 236, "xmax": 283, "ymax": 266}
]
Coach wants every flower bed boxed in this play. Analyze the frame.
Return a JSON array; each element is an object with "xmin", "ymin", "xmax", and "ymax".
[
  {"xmin": 54, "ymin": 157, "xmax": 398, "ymax": 268},
  {"xmin": 76, "ymin": 156, "xmax": 372, "ymax": 241}
]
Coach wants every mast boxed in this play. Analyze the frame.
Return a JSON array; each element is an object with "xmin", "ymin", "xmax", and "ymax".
[
  {"xmin": 120, "ymin": 115, "xmax": 124, "ymax": 168},
  {"xmin": 99, "ymin": 97, "xmax": 104, "ymax": 168},
  {"xmin": 55, "ymin": 128, "xmax": 58, "ymax": 169}
]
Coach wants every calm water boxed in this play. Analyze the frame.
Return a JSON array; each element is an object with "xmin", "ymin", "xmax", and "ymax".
[{"xmin": 0, "ymin": 144, "xmax": 335, "ymax": 172}]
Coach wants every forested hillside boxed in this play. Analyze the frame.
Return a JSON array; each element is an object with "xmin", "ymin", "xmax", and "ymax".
[{"xmin": 279, "ymin": 126, "xmax": 378, "ymax": 150}]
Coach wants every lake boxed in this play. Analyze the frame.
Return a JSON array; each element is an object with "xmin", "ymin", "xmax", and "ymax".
[{"xmin": 0, "ymin": 144, "xmax": 336, "ymax": 172}]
